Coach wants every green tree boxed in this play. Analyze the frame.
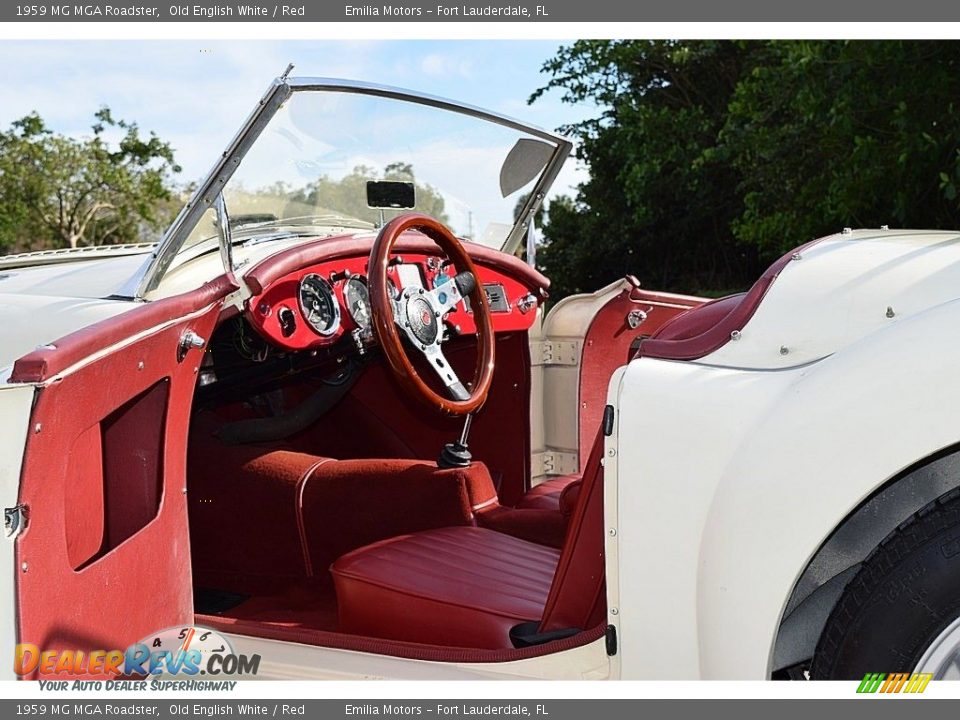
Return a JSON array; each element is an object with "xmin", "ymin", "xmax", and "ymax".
[
  {"xmin": 224, "ymin": 164, "xmax": 448, "ymax": 234},
  {"xmin": 718, "ymin": 41, "xmax": 960, "ymax": 255},
  {"xmin": 532, "ymin": 40, "xmax": 960, "ymax": 300},
  {"xmin": 293, "ymin": 163, "xmax": 448, "ymax": 226},
  {"xmin": 0, "ymin": 108, "xmax": 180, "ymax": 252},
  {"xmin": 531, "ymin": 40, "xmax": 759, "ymax": 299}
]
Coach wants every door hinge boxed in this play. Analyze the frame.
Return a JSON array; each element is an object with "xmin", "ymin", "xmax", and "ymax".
[
  {"xmin": 533, "ymin": 340, "xmax": 580, "ymax": 367},
  {"xmin": 532, "ymin": 451, "xmax": 579, "ymax": 477},
  {"xmin": 4, "ymin": 504, "xmax": 27, "ymax": 539}
]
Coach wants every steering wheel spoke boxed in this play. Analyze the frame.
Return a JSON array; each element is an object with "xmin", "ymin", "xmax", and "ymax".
[
  {"xmin": 422, "ymin": 344, "xmax": 469, "ymax": 401},
  {"xmin": 368, "ymin": 213, "xmax": 495, "ymax": 416},
  {"xmin": 428, "ymin": 270, "xmax": 476, "ymax": 315}
]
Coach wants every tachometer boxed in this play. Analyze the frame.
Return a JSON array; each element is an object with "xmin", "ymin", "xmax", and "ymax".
[
  {"xmin": 344, "ymin": 276, "xmax": 372, "ymax": 329},
  {"xmin": 298, "ymin": 274, "xmax": 340, "ymax": 336}
]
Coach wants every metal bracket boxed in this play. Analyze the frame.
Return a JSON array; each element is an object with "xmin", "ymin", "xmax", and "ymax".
[
  {"xmin": 626, "ymin": 308, "xmax": 650, "ymax": 329},
  {"xmin": 5, "ymin": 505, "xmax": 27, "ymax": 539},
  {"xmin": 533, "ymin": 340, "xmax": 580, "ymax": 367},
  {"xmin": 532, "ymin": 451, "xmax": 579, "ymax": 477}
]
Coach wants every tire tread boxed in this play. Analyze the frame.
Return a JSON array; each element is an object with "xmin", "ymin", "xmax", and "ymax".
[{"xmin": 811, "ymin": 487, "xmax": 960, "ymax": 679}]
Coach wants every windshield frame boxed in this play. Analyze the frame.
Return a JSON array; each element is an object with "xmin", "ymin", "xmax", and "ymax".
[{"xmin": 127, "ymin": 73, "xmax": 573, "ymax": 300}]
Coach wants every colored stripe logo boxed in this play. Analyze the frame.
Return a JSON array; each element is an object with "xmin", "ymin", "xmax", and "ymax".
[{"xmin": 857, "ymin": 672, "xmax": 933, "ymax": 694}]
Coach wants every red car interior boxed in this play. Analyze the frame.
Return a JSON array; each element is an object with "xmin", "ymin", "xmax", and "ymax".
[
  {"xmin": 245, "ymin": 232, "xmax": 547, "ymax": 352},
  {"xmin": 511, "ymin": 281, "xmax": 705, "ymax": 512},
  {"xmin": 332, "ymin": 527, "xmax": 562, "ymax": 649},
  {"xmin": 180, "ymin": 231, "xmax": 619, "ymax": 658},
  {"xmin": 14, "ymin": 225, "xmax": 701, "ymax": 672}
]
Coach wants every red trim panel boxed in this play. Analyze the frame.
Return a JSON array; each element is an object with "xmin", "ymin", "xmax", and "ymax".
[
  {"xmin": 9, "ymin": 275, "xmax": 239, "ymax": 383},
  {"xmin": 539, "ymin": 429, "xmax": 607, "ymax": 633},
  {"xmin": 638, "ymin": 240, "xmax": 820, "ymax": 361},
  {"xmin": 576, "ymin": 284, "xmax": 704, "ymax": 469}
]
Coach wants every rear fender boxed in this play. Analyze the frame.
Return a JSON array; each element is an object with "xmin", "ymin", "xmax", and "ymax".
[{"xmin": 697, "ymin": 297, "xmax": 960, "ymax": 678}]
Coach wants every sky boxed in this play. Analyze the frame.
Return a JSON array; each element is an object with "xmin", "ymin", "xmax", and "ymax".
[{"xmin": 0, "ymin": 41, "xmax": 596, "ymax": 216}]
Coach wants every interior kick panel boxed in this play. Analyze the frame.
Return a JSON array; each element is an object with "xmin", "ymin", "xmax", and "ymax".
[
  {"xmin": 247, "ymin": 251, "xmax": 540, "ymax": 352},
  {"xmin": 576, "ymin": 286, "xmax": 705, "ymax": 472}
]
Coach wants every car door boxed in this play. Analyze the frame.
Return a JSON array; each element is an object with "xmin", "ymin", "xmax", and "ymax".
[{"xmin": 11, "ymin": 276, "xmax": 234, "ymax": 679}]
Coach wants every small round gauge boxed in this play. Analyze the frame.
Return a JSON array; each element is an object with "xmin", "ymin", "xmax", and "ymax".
[
  {"xmin": 298, "ymin": 273, "xmax": 341, "ymax": 336},
  {"xmin": 344, "ymin": 276, "xmax": 372, "ymax": 328}
]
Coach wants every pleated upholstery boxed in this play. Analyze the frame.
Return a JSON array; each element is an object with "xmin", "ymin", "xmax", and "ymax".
[{"xmin": 331, "ymin": 527, "xmax": 560, "ymax": 649}]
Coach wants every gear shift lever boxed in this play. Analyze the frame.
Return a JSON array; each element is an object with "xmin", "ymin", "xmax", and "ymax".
[{"xmin": 437, "ymin": 413, "xmax": 474, "ymax": 468}]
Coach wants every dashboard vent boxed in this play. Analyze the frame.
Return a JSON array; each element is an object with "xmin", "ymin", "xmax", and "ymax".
[{"xmin": 483, "ymin": 283, "xmax": 510, "ymax": 313}]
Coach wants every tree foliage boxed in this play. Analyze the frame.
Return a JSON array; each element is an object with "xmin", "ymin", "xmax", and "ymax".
[
  {"xmin": 222, "ymin": 162, "xmax": 448, "ymax": 233},
  {"xmin": 533, "ymin": 40, "xmax": 960, "ymax": 299},
  {"xmin": 0, "ymin": 108, "xmax": 180, "ymax": 252},
  {"xmin": 291, "ymin": 161, "xmax": 448, "ymax": 227}
]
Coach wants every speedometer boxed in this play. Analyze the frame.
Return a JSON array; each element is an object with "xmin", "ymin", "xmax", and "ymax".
[
  {"xmin": 344, "ymin": 276, "xmax": 372, "ymax": 329},
  {"xmin": 298, "ymin": 274, "xmax": 340, "ymax": 336}
]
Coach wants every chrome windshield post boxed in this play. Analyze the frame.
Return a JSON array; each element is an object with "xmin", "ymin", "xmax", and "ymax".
[{"xmin": 132, "ymin": 76, "xmax": 293, "ymax": 298}]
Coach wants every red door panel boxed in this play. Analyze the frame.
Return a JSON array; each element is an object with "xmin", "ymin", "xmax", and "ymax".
[
  {"xmin": 576, "ymin": 283, "xmax": 705, "ymax": 471},
  {"xmin": 13, "ymin": 285, "xmax": 228, "ymax": 679}
]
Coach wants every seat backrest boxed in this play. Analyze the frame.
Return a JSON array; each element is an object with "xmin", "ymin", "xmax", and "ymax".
[{"xmin": 538, "ymin": 427, "xmax": 607, "ymax": 633}]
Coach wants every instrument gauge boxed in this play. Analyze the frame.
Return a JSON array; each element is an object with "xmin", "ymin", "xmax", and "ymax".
[
  {"xmin": 298, "ymin": 273, "xmax": 341, "ymax": 337},
  {"xmin": 344, "ymin": 276, "xmax": 372, "ymax": 329}
]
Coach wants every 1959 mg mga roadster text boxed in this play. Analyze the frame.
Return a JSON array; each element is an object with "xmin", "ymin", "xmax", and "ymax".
[{"xmin": 3, "ymin": 70, "xmax": 960, "ymax": 681}]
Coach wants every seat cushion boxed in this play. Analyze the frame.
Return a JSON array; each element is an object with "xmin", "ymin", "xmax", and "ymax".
[
  {"xmin": 331, "ymin": 526, "xmax": 560, "ymax": 649},
  {"xmin": 515, "ymin": 474, "xmax": 581, "ymax": 512}
]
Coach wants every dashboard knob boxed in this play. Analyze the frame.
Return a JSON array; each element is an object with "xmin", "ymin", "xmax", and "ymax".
[{"xmin": 278, "ymin": 306, "xmax": 297, "ymax": 337}]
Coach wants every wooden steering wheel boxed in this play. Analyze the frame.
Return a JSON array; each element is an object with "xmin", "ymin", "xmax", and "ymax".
[{"xmin": 368, "ymin": 213, "xmax": 495, "ymax": 416}]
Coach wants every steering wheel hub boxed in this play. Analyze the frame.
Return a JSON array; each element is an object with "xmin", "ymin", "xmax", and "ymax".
[{"xmin": 404, "ymin": 293, "xmax": 440, "ymax": 346}]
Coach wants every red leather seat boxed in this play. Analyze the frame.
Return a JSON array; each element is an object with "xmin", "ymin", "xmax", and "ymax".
[
  {"xmin": 332, "ymin": 527, "xmax": 560, "ymax": 649},
  {"xmin": 331, "ymin": 431, "xmax": 607, "ymax": 649},
  {"xmin": 515, "ymin": 474, "xmax": 581, "ymax": 514}
]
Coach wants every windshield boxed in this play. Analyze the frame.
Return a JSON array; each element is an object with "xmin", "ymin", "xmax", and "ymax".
[
  {"xmin": 137, "ymin": 77, "xmax": 571, "ymax": 298},
  {"xmin": 216, "ymin": 90, "xmax": 559, "ymax": 248}
]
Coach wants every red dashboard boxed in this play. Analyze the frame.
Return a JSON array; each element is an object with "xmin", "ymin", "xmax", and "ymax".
[{"xmin": 243, "ymin": 233, "xmax": 549, "ymax": 352}]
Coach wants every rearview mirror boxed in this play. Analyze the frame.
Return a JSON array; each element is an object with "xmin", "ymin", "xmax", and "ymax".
[{"xmin": 367, "ymin": 180, "xmax": 416, "ymax": 209}]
